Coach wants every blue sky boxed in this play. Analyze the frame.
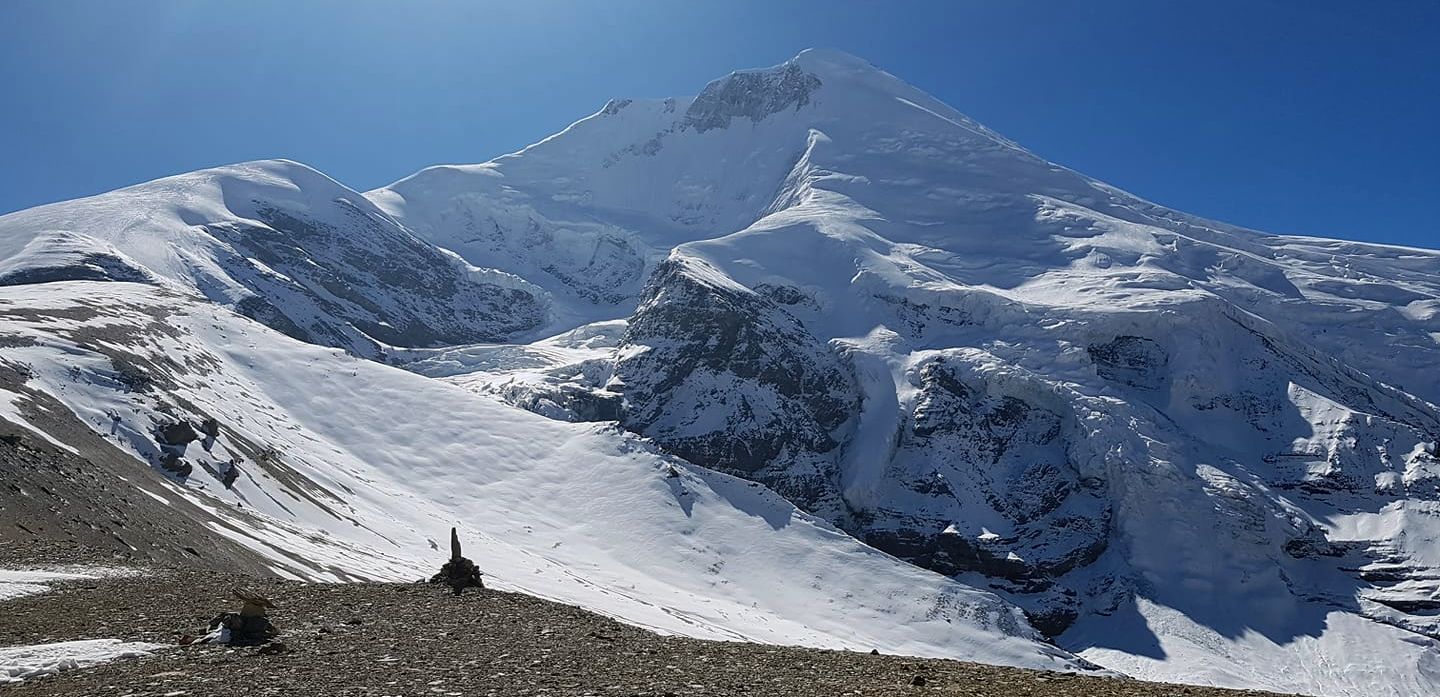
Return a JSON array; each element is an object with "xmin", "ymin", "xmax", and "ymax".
[{"xmin": 2, "ymin": 1, "xmax": 1437, "ymax": 247}]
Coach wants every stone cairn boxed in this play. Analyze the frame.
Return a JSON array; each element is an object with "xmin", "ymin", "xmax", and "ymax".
[
  {"xmin": 430, "ymin": 527, "xmax": 484, "ymax": 596},
  {"xmin": 204, "ymin": 588, "xmax": 280, "ymax": 645}
]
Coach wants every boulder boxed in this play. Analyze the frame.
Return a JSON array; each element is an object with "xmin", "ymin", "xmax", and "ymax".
[
  {"xmin": 220, "ymin": 460, "xmax": 240, "ymax": 488},
  {"xmin": 155, "ymin": 420, "xmax": 200, "ymax": 446},
  {"xmin": 160, "ymin": 452, "xmax": 193, "ymax": 478}
]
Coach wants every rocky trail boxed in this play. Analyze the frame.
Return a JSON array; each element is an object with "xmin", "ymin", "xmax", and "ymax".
[{"xmin": 0, "ymin": 545, "xmax": 1297, "ymax": 697}]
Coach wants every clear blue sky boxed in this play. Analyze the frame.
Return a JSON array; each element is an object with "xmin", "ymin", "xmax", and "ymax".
[{"xmin": 2, "ymin": 1, "xmax": 1437, "ymax": 247}]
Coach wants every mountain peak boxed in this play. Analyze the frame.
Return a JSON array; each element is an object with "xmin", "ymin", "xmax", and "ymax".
[
  {"xmin": 684, "ymin": 61, "xmax": 822, "ymax": 133},
  {"xmin": 790, "ymin": 47, "xmax": 883, "ymax": 75}
]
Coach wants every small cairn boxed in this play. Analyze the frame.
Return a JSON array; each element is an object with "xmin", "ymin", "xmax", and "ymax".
[
  {"xmin": 203, "ymin": 588, "xmax": 280, "ymax": 645},
  {"xmin": 430, "ymin": 527, "xmax": 484, "ymax": 596}
]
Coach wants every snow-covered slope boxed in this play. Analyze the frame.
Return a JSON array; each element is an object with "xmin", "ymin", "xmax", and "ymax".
[
  {"xmin": 370, "ymin": 48, "xmax": 1440, "ymax": 408},
  {"xmin": 367, "ymin": 50, "xmax": 1440, "ymax": 696},
  {"xmin": 0, "ymin": 160, "xmax": 549, "ymax": 358},
  {"xmin": 5, "ymin": 48, "xmax": 1440, "ymax": 697},
  {"xmin": 0, "ymin": 281, "xmax": 1084, "ymax": 670}
]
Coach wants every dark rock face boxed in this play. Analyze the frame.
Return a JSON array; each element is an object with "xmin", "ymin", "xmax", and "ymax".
[
  {"xmin": 858, "ymin": 358, "xmax": 1110, "ymax": 634},
  {"xmin": 906, "ymin": 359, "xmax": 1109, "ymax": 566},
  {"xmin": 610, "ymin": 262, "xmax": 1113, "ymax": 634},
  {"xmin": 614, "ymin": 258, "xmax": 859, "ymax": 484},
  {"xmin": 1088, "ymin": 335, "xmax": 1169, "ymax": 390},
  {"xmin": 753, "ymin": 283, "xmax": 813, "ymax": 307},
  {"xmin": 204, "ymin": 201, "xmax": 547, "ymax": 357},
  {"xmin": 683, "ymin": 63, "xmax": 821, "ymax": 133},
  {"xmin": 873, "ymin": 294, "xmax": 974, "ymax": 340},
  {"xmin": 0, "ymin": 252, "xmax": 152, "ymax": 286}
]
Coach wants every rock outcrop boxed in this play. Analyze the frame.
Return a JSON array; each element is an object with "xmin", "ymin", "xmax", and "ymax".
[{"xmin": 613, "ymin": 257, "xmax": 860, "ymax": 510}]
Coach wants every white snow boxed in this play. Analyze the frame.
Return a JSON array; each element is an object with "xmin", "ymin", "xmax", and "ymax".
[
  {"xmin": 0, "ymin": 568, "xmax": 117, "ymax": 601},
  {"xmin": 0, "ymin": 639, "xmax": 165, "ymax": 683},
  {"xmin": 0, "ymin": 281, "xmax": 1084, "ymax": 672},
  {"xmin": 833, "ymin": 329, "xmax": 908, "ymax": 510},
  {"xmin": 0, "ymin": 387, "xmax": 79, "ymax": 453},
  {"xmin": 361, "ymin": 49, "xmax": 1440, "ymax": 697},
  {"xmin": 1068, "ymin": 598, "xmax": 1440, "ymax": 697},
  {"xmin": 2, "ymin": 47, "xmax": 1439, "ymax": 697}
]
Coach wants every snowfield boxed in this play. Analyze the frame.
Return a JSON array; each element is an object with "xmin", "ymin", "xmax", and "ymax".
[
  {"xmin": 3, "ymin": 48, "xmax": 1440, "ymax": 696},
  {"xmin": 0, "ymin": 281, "xmax": 1085, "ymax": 671}
]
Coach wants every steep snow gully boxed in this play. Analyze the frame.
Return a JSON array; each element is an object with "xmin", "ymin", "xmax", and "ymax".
[{"xmin": 4, "ymin": 49, "xmax": 1440, "ymax": 696}]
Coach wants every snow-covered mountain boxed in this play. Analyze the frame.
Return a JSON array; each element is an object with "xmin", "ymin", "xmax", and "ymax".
[
  {"xmin": 0, "ymin": 280, "xmax": 1081, "ymax": 669},
  {"xmin": 0, "ymin": 160, "xmax": 549, "ymax": 358},
  {"xmin": 5, "ymin": 48, "xmax": 1440, "ymax": 696}
]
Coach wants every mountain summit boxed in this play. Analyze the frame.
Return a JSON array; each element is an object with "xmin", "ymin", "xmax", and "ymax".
[{"xmin": 4, "ymin": 49, "xmax": 1440, "ymax": 697}]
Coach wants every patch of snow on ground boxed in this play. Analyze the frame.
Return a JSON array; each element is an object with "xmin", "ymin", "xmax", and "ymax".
[
  {"xmin": 0, "ymin": 639, "xmax": 165, "ymax": 683},
  {"xmin": 0, "ymin": 569, "xmax": 96, "ymax": 602},
  {"xmin": 0, "ymin": 568, "xmax": 139, "ymax": 602}
]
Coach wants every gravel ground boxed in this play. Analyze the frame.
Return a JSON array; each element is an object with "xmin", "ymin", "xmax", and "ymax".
[{"xmin": 0, "ymin": 564, "xmax": 1300, "ymax": 697}]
